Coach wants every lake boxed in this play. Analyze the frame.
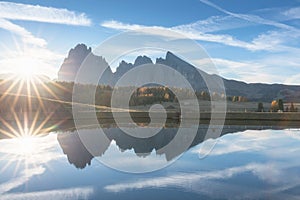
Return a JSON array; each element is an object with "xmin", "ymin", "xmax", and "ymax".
[{"xmin": 0, "ymin": 125, "xmax": 299, "ymax": 199}]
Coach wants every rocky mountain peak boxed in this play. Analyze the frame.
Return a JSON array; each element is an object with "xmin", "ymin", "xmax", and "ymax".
[
  {"xmin": 133, "ymin": 55, "xmax": 153, "ymax": 67},
  {"xmin": 67, "ymin": 44, "xmax": 91, "ymax": 60},
  {"xmin": 58, "ymin": 44, "xmax": 111, "ymax": 83}
]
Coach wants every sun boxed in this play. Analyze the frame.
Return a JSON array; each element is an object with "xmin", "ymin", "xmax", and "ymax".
[{"xmin": 14, "ymin": 58, "xmax": 39, "ymax": 80}]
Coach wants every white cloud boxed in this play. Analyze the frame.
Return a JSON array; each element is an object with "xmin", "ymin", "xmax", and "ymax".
[
  {"xmin": 101, "ymin": 20, "xmax": 300, "ymax": 52},
  {"xmin": 282, "ymin": 7, "xmax": 300, "ymax": 19},
  {"xmin": 199, "ymin": 0, "xmax": 300, "ymax": 33},
  {"xmin": 0, "ymin": 18, "xmax": 47, "ymax": 46},
  {"xmin": 174, "ymin": 15, "xmax": 253, "ymax": 33},
  {"xmin": 101, "ymin": 1, "xmax": 300, "ymax": 53},
  {"xmin": 101, "ymin": 20, "xmax": 265, "ymax": 51},
  {"xmin": 0, "ymin": 1, "xmax": 91, "ymax": 26},
  {"xmin": 0, "ymin": 1, "xmax": 92, "ymax": 78},
  {"xmin": 0, "ymin": 1, "xmax": 91, "ymax": 46},
  {"xmin": 194, "ymin": 57, "xmax": 284, "ymax": 83}
]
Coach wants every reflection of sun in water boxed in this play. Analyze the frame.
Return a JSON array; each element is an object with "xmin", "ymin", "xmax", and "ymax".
[
  {"xmin": 15, "ymin": 135, "xmax": 39, "ymax": 156},
  {"xmin": 0, "ymin": 133, "xmax": 60, "ymax": 193}
]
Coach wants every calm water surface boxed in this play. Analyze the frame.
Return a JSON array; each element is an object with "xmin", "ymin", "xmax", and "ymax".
[{"xmin": 0, "ymin": 126, "xmax": 300, "ymax": 200}]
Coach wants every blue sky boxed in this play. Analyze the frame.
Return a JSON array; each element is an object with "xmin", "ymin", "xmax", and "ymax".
[{"xmin": 0, "ymin": 0, "xmax": 300, "ymax": 84}]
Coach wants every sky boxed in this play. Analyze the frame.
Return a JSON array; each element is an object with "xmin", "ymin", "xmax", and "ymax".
[{"xmin": 0, "ymin": 0, "xmax": 300, "ymax": 84}]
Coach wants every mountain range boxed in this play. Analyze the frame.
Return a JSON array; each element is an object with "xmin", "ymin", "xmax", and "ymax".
[{"xmin": 58, "ymin": 44, "xmax": 300, "ymax": 102}]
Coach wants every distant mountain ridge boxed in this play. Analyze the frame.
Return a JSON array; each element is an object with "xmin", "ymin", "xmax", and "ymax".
[{"xmin": 58, "ymin": 44, "xmax": 300, "ymax": 102}]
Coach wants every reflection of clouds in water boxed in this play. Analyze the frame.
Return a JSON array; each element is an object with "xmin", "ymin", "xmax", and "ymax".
[
  {"xmin": 105, "ymin": 129, "xmax": 300, "ymax": 199},
  {"xmin": 193, "ymin": 129, "xmax": 300, "ymax": 157},
  {"xmin": 0, "ymin": 187, "xmax": 94, "ymax": 200},
  {"xmin": 104, "ymin": 163, "xmax": 273, "ymax": 192},
  {"xmin": 0, "ymin": 134, "xmax": 94, "ymax": 199},
  {"xmin": 104, "ymin": 161, "xmax": 300, "ymax": 199},
  {"xmin": 0, "ymin": 166, "xmax": 45, "ymax": 194}
]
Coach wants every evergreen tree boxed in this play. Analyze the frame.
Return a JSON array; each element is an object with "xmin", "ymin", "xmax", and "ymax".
[
  {"xmin": 257, "ymin": 102, "xmax": 264, "ymax": 112},
  {"xmin": 278, "ymin": 99, "xmax": 284, "ymax": 111}
]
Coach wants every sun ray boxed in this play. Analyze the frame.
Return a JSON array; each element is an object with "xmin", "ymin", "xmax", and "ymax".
[
  {"xmin": 0, "ymin": 154, "xmax": 17, "ymax": 174},
  {"xmin": 50, "ymin": 81, "xmax": 69, "ymax": 93},
  {"xmin": 26, "ymin": 79, "xmax": 32, "ymax": 113},
  {"xmin": 38, "ymin": 118, "xmax": 67, "ymax": 134},
  {"xmin": 0, "ymin": 74, "xmax": 18, "ymax": 86},
  {"xmin": 11, "ymin": 79, "xmax": 25, "ymax": 109},
  {"xmin": 32, "ymin": 111, "xmax": 56, "ymax": 136},
  {"xmin": 35, "ymin": 77, "xmax": 60, "ymax": 100},
  {"xmin": 0, "ymin": 127, "xmax": 17, "ymax": 138},
  {"xmin": 30, "ymin": 79, "xmax": 47, "ymax": 113},
  {"xmin": 0, "ymin": 78, "xmax": 21, "ymax": 102},
  {"xmin": 28, "ymin": 108, "xmax": 41, "ymax": 137},
  {"xmin": 0, "ymin": 116, "xmax": 22, "ymax": 138}
]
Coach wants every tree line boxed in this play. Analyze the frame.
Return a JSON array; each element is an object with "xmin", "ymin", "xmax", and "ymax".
[{"xmin": 257, "ymin": 99, "xmax": 298, "ymax": 112}]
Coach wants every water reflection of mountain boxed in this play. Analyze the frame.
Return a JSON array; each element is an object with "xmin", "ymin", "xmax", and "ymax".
[{"xmin": 57, "ymin": 125, "xmax": 281, "ymax": 169}]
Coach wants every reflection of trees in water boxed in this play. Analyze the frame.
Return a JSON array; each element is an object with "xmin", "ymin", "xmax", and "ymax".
[{"xmin": 57, "ymin": 125, "xmax": 272, "ymax": 169}]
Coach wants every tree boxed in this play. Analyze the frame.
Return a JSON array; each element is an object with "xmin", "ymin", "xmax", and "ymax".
[
  {"xmin": 232, "ymin": 96, "xmax": 239, "ymax": 102},
  {"xmin": 270, "ymin": 100, "xmax": 279, "ymax": 112},
  {"xmin": 290, "ymin": 102, "xmax": 295, "ymax": 112},
  {"xmin": 257, "ymin": 102, "xmax": 264, "ymax": 112},
  {"xmin": 278, "ymin": 99, "xmax": 284, "ymax": 111},
  {"xmin": 285, "ymin": 106, "xmax": 289, "ymax": 112}
]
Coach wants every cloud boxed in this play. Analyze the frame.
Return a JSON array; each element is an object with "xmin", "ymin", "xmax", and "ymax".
[
  {"xmin": 0, "ymin": 1, "xmax": 91, "ymax": 46},
  {"xmin": 0, "ymin": 1, "xmax": 91, "ymax": 78},
  {"xmin": 0, "ymin": 18, "xmax": 47, "ymax": 46},
  {"xmin": 207, "ymin": 58, "xmax": 284, "ymax": 83},
  {"xmin": 199, "ymin": 0, "xmax": 300, "ymax": 33},
  {"xmin": 282, "ymin": 7, "xmax": 300, "ymax": 19},
  {"xmin": 174, "ymin": 15, "xmax": 254, "ymax": 33},
  {"xmin": 101, "ymin": 19, "xmax": 300, "ymax": 52},
  {"xmin": 101, "ymin": 1, "xmax": 300, "ymax": 53},
  {"xmin": 101, "ymin": 20, "xmax": 267, "ymax": 51},
  {"xmin": 0, "ymin": 1, "xmax": 91, "ymax": 26}
]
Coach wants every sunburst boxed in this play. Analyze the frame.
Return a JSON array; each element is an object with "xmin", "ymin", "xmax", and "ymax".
[{"xmin": 0, "ymin": 73, "xmax": 68, "ymax": 139}]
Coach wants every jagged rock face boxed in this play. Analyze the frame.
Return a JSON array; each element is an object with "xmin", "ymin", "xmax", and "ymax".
[
  {"xmin": 58, "ymin": 44, "xmax": 113, "ymax": 84},
  {"xmin": 113, "ymin": 60, "xmax": 133, "ymax": 81},
  {"xmin": 156, "ymin": 51, "xmax": 210, "ymax": 92},
  {"xmin": 133, "ymin": 55, "xmax": 153, "ymax": 66}
]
